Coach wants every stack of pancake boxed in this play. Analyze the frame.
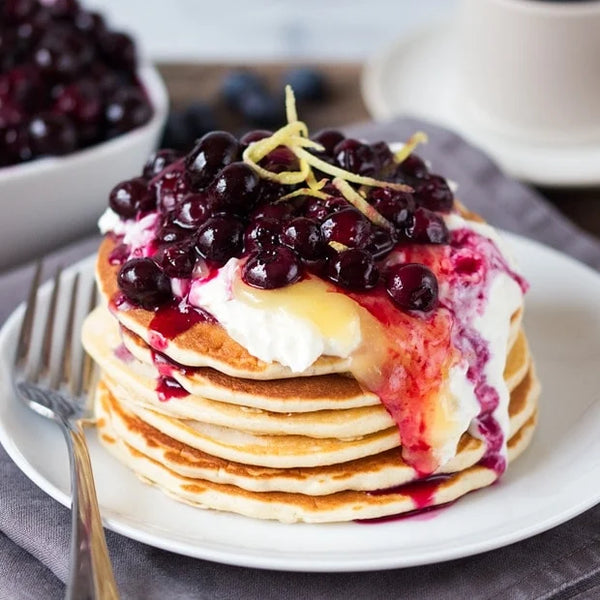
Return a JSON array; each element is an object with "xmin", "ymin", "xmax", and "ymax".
[{"xmin": 82, "ymin": 238, "xmax": 540, "ymax": 523}]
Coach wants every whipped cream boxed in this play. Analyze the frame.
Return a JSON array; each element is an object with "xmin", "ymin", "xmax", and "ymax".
[
  {"xmin": 99, "ymin": 208, "xmax": 159, "ymax": 256},
  {"xmin": 188, "ymin": 259, "xmax": 361, "ymax": 372}
]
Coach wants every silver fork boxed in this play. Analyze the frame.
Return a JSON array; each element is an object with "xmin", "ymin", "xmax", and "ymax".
[{"xmin": 13, "ymin": 263, "xmax": 119, "ymax": 600}]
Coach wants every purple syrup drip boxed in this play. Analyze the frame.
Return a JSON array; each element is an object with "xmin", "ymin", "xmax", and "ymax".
[
  {"xmin": 110, "ymin": 293, "xmax": 133, "ymax": 312},
  {"xmin": 156, "ymin": 376, "xmax": 188, "ymax": 402},
  {"xmin": 114, "ymin": 343, "xmax": 134, "ymax": 363},
  {"xmin": 444, "ymin": 228, "xmax": 526, "ymax": 476},
  {"xmin": 150, "ymin": 348, "xmax": 190, "ymax": 378},
  {"xmin": 108, "ymin": 242, "xmax": 130, "ymax": 266},
  {"xmin": 145, "ymin": 300, "xmax": 216, "ymax": 353},
  {"xmin": 355, "ymin": 501, "xmax": 456, "ymax": 524},
  {"xmin": 368, "ymin": 474, "xmax": 452, "ymax": 509}
]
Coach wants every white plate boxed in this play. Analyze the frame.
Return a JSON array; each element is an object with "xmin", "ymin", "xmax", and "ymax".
[
  {"xmin": 361, "ymin": 22, "xmax": 600, "ymax": 187},
  {"xmin": 1, "ymin": 234, "xmax": 600, "ymax": 572}
]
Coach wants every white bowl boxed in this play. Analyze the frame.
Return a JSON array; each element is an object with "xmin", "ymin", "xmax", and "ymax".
[{"xmin": 0, "ymin": 63, "xmax": 169, "ymax": 272}]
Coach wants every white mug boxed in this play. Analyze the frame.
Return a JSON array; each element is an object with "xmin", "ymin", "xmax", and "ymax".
[{"xmin": 457, "ymin": 0, "xmax": 600, "ymax": 143}]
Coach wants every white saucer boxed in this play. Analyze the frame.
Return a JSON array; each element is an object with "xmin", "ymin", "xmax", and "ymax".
[{"xmin": 361, "ymin": 22, "xmax": 600, "ymax": 187}]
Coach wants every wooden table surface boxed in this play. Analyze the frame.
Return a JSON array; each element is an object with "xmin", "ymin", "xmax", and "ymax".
[{"xmin": 157, "ymin": 62, "xmax": 600, "ymax": 240}]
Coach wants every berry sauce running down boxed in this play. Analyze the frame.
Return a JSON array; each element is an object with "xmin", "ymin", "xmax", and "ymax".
[
  {"xmin": 103, "ymin": 91, "xmax": 527, "ymax": 489},
  {"xmin": 346, "ymin": 286, "xmax": 456, "ymax": 475},
  {"xmin": 156, "ymin": 376, "xmax": 188, "ymax": 402},
  {"xmin": 148, "ymin": 301, "xmax": 215, "ymax": 349},
  {"xmin": 368, "ymin": 473, "xmax": 452, "ymax": 508},
  {"xmin": 394, "ymin": 227, "xmax": 528, "ymax": 475}
]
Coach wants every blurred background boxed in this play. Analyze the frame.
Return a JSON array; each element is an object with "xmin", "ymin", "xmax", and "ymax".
[
  {"xmin": 1, "ymin": 0, "xmax": 598, "ymax": 270},
  {"xmin": 83, "ymin": 0, "xmax": 454, "ymax": 62}
]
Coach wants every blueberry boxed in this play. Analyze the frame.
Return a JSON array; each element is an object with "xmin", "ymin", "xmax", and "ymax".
[
  {"xmin": 221, "ymin": 70, "xmax": 265, "ymax": 109},
  {"xmin": 104, "ymin": 87, "xmax": 152, "ymax": 136},
  {"xmin": 242, "ymin": 247, "xmax": 302, "ymax": 290},
  {"xmin": 118, "ymin": 258, "xmax": 172, "ymax": 310},
  {"xmin": 28, "ymin": 113, "xmax": 77, "ymax": 156},
  {"xmin": 386, "ymin": 263, "xmax": 438, "ymax": 312},
  {"xmin": 239, "ymin": 90, "xmax": 285, "ymax": 128},
  {"xmin": 282, "ymin": 67, "xmax": 327, "ymax": 102}
]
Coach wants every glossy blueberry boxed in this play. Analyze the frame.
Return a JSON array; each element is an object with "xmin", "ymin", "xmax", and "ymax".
[
  {"xmin": 385, "ymin": 263, "xmax": 438, "ymax": 311},
  {"xmin": 368, "ymin": 187, "xmax": 414, "ymax": 229},
  {"xmin": 33, "ymin": 29, "xmax": 94, "ymax": 80},
  {"xmin": 327, "ymin": 248, "xmax": 379, "ymax": 291},
  {"xmin": 311, "ymin": 129, "xmax": 345, "ymax": 156},
  {"xmin": 155, "ymin": 242, "xmax": 195, "ymax": 278},
  {"xmin": 117, "ymin": 258, "xmax": 172, "ymax": 310},
  {"xmin": 208, "ymin": 161, "xmax": 259, "ymax": 214},
  {"xmin": 104, "ymin": 87, "xmax": 152, "ymax": 136},
  {"xmin": 185, "ymin": 131, "xmax": 240, "ymax": 189},
  {"xmin": 0, "ymin": 124, "xmax": 32, "ymax": 164},
  {"xmin": 242, "ymin": 247, "xmax": 302, "ymax": 290},
  {"xmin": 99, "ymin": 31, "xmax": 136, "ymax": 72},
  {"xmin": 172, "ymin": 193, "xmax": 211, "ymax": 229},
  {"xmin": 244, "ymin": 217, "xmax": 282, "ymax": 251},
  {"xmin": 365, "ymin": 227, "xmax": 396, "ymax": 260},
  {"xmin": 194, "ymin": 215, "xmax": 244, "ymax": 265},
  {"xmin": 239, "ymin": 129, "xmax": 272, "ymax": 149},
  {"xmin": 398, "ymin": 153, "xmax": 429, "ymax": 179},
  {"xmin": 28, "ymin": 113, "xmax": 77, "ymax": 156},
  {"xmin": 143, "ymin": 149, "xmax": 183, "ymax": 180},
  {"xmin": 321, "ymin": 208, "xmax": 372, "ymax": 248},
  {"xmin": 406, "ymin": 207, "xmax": 449, "ymax": 244},
  {"xmin": 281, "ymin": 217, "xmax": 325, "ymax": 260},
  {"xmin": 303, "ymin": 195, "xmax": 348, "ymax": 222},
  {"xmin": 334, "ymin": 138, "xmax": 376, "ymax": 176},
  {"xmin": 74, "ymin": 10, "xmax": 107, "ymax": 38},
  {"xmin": 249, "ymin": 201, "xmax": 294, "ymax": 222},
  {"xmin": 413, "ymin": 174, "xmax": 454, "ymax": 213},
  {"xmin": 109, "ymin": 177, "xmax": 153, "ymax": 218},
  {"xmin": 156, "ymin": 219, "xmax": 190, "ymax": 245}
]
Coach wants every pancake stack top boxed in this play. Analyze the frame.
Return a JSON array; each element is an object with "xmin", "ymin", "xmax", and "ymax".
[{"xmin": 83, "ymin": 88, "xmax": 538, "ymax": 522}]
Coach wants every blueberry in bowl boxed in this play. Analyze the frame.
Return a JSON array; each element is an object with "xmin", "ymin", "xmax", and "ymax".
[{"xmin": 0, "ymin": 0, "xmax": 168, "ymax": 270}]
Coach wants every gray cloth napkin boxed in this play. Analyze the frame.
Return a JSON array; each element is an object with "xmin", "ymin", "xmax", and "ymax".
[{"xmin": 1, "ymin": 118, "xmax": 600, "ymax": 600}]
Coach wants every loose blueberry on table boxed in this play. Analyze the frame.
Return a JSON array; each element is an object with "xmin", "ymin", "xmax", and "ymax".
[
  {"xmin": 112, "ymin": 87, "xmax": 454, "ymax": 317},
  {"xmin": 0, "ymin": 0, "xmax": 152, "ymax": 167}
]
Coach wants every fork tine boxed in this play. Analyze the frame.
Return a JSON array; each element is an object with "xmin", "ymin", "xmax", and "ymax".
[
  {"xmin": 55, "ymin": 273, "xmax": 79, "ymax": 393},
  {"xmin": 75, "ymin": 277, "xmax": 98, "ymax": 397},
  {"xmin": 36, "ymin": 267, "xmax": 62, "ymax": 383},
  {"xmin": 15, "ymin": 261, "xmax": 43, "ymax": 368}
]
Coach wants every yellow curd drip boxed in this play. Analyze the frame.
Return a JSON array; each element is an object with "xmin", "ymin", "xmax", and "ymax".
[
  {"xmin": 234, "ymin": 273, "xmax": 460, "ymax": 475},
  {"xmin": 233, "ymin": 275, "xmax": 363, "ymax": 354}
]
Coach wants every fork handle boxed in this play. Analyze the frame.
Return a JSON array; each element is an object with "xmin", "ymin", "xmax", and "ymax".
[{"xmin": 62, "ymin": 419, "xmax": 119, "ymax": 600}]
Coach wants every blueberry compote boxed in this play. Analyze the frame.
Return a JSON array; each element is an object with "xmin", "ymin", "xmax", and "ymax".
[
  {"xmin": 105, "ymin": 91, "xmax": 526, "ymax": 491},
  {"xmin": 0, "ymin": 0, "xmax": 152, "ymax": 167}
]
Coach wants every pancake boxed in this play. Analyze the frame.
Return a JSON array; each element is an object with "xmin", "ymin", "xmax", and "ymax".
[
  {"xmin": 96, "ymin": 380, "xmax": 538, "ymax": 522},
  {"xmin": 95, "ymin": 361, "xmax": 538, "ymax": 497}
]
